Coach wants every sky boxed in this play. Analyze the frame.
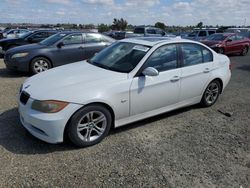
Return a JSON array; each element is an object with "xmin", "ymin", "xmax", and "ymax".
[{"xmin": 0, "ymin": 0, "xmax": 249, "ymax": 26}]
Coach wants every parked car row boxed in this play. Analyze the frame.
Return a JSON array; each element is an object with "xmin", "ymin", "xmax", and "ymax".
[
  {"xmin": 200, "ymin": 33, "xmax": 250, "ymax": 56},
  {"xmin": 4, "ymin": 31, "xmax": 115, "ymax": 74},
  {"xmin": 104, "ymin": 26, "xmax": 176, "ymax": 40},
  {"xmin": 1, "ymin": 26, "xmax": 249, "ymax": 75},
  {"xmin": 0, "ymin": 30, "xmax": 58, "ymax": 57}
]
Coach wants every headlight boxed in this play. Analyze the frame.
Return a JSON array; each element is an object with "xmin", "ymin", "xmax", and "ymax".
[
  {"xmin": 31, "ymin": 100, "xmax": 69, "ymax": 113},
  {"xmin": 11, "ymin": 52, "xmax": 29, "ymax": 59}
]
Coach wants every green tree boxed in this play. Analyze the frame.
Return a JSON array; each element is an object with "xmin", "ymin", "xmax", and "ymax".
[
  {"xmin": 98, "ymin": 24, "xmax": 110, "ymax": 33},
  {"xmin": 112, "ymin": 18, "xmax": 128, "ymax": 31},
  {"xmin": 196, "ymin": 21, "xmax": 203, "ymax": 28},
  {"xmin": 155, "ymin": 22, "xmax": 166, "ymax": 30}
]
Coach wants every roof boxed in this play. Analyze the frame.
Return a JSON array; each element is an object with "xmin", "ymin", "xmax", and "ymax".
[{"xmin": 121, "ymin": 37, "xmax": 191, "ymax": 47}]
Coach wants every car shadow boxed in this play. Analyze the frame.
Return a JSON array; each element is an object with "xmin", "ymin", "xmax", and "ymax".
[
  {"xmin": 0, "ymin": 105, "xmax": 197, "ymax": 155},
  {"xmin": 237, "ymin": 65, "xmax": 250, "ymax": 72},
  {"xmin": 0, "ymin": 66, "xmax": 29, "ymax": 78},
  {"xmin": 0, "ymin": 108, "xmax": 77, "ymax": 154}
]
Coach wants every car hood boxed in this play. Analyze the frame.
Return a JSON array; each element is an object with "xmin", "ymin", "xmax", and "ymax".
[
  {"xmin": 7, "ymin": 43, "xmax": 44, "ymax": 53},
  {"xmin": 0, "ymin": 37, "xmax": 20, "ymax": 44},
  {"xmin": 22, "ymin": 61, "xmax": 128, "ymax": 103}
]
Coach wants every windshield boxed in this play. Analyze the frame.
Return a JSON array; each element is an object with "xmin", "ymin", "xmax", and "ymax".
[
  {"xmin": 39, "ymin": 33, "xmax": 66, "ymax": 46},
  {"xmin": 206, "ymin": 34, "xmax": 227, "ymax": 41},
  {"xmin": 88, "ymin": 42, "xmax": 150, "ymax": 73}
]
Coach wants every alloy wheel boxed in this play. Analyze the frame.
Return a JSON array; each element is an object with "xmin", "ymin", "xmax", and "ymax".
[
  {"xmin": 204, "ymin": 82, "xmax": 219, "ymax": 105},
  {"xmin": 77, "ymin": 111, "xmax": 107, "ymax": 142}
]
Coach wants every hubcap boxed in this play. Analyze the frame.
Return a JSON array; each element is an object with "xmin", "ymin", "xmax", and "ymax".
[
  {"xmin": 34, "ymin": 60, "xmax": 49, "ymax": 73},
  {"xmin": 77, "ymin": 111, "xmax": 107, "ymax": 142},
  {"xmin": 218, "ymin": 48, "xmax": 223, "ymax": 54},
  {"xmin": 205, "ymin": 82, "xmax": 219, "ymax": 104},
  {"xmin": 242, "ymin": 48, "xmax": 247, "ymax": 55}
]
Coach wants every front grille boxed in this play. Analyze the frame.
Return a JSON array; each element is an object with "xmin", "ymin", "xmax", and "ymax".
[{"xmin": 20, "ymin": 91, "xmax": 30, "ymax": 105}]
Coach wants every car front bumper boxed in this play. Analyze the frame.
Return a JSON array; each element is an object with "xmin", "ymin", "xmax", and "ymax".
[
  {"xmin": 0, "ymin": 47, "xmax": 5, "ymax": 57},
  {"xmin": 4, "ymin": 53, "xmax": 30, "ymax": 72},
  {"xmin": 18, "ymin": 92, "xmax": 83, "ymax": 144}
]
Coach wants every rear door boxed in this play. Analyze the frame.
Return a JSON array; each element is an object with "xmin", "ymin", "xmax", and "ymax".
[
  {"xmin": 83, "ymin": 33, "xmax": 109, "ymax": 59},
  {"xmin": 52, "ymin": 33, "xmax": 85, "ymax": 66},
  {"xmin": 179, "ymin": 43, "xmax": 214, "ymax": 101}
]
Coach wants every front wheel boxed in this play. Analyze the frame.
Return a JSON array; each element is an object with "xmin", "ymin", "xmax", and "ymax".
[
  {"xmin": 30, "ymin": 57, "xmax": 52, "ymax": 74},
  {"xmin": 68, "ymin": 105, "xmax": 112, "ymax": 147},
  {"xmin": 217, "ymin": 48, "xmax": 224, "ymax": 54},
  {"xmin": 200, "ymin": 80, "xmax": 221, "ymax": 107},
  {"xmin": 241, "ymin": 46, "xmax": 248, "ymax": 56}
]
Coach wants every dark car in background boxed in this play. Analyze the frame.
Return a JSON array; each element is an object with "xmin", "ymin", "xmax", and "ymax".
[
  {"xmin": 4, "ymin": 31, "xmax": 115, "ymax": 74},
  {"xmin": 0, "ymin": 30, "xmax": 58, "ymax": 57},
  {"xmin": 201, "ymin": 33, "xmax": 250, "ymax": 55},
  {"xmin": 2, "ymin": 29, "xmax": 29, "ymax": 39},
  {"xmin": 183, "ymin": 29, "xmax": 217, "ymax": 41}
]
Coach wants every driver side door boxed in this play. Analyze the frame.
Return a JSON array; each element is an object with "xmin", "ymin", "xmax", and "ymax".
[
  {"xmin": 52, "ymin": 34, "xmax": 85, "ymax": 66},
  {"xmin": 130, "ymin": 44, "xmax": 181, "ymax": 116}
]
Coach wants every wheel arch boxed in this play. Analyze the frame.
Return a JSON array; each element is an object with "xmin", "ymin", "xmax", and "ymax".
[
  {"xmin": 63, "ymin": 102, "xmax": 115, "ymax": 141},
  {"xmin": 29, "ymin": 55, "xmax": 53, "ymax": 71},
  {"xmin": 207, "ymin": 78, "xmax": 223, "ymax": 94}
]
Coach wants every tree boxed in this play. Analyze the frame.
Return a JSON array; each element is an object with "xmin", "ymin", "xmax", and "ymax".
[
  {"xmin": 98, "ymin": 24, "xmax": 110, "ymax": 33},
  {"xmin": 196, "ymin": 21, "xmax": 203, "ymax": 28},
  {"xmin": 155, "ymin": 22, "xmax": 166, "ymax": 30},
  {"xmin": 112, "ymin": 18, "xmax": 128, "ymax": 31}
]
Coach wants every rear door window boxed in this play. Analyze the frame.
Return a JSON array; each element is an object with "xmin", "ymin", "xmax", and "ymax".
[
  {"xmin": 208, "ymin": 31, "xmax": 215, "ymax": 35},
  {"xmin": 198, "ymin": 31, "xmax": 207, "ymax": 37},
  {"xmin": 85, "ymin": 33, "xmax": 102, "ymax": 43},
  {"xmin": 181, "ymin": 43, "xmax": 203, "ymax": 66},
  {"xmin": 63, "ymin": 34, "xmax": 83, "ymax": 45},
  {"xmin": 202, "ymin": 47, "xmax": 213, "ymax": 62},
  {"xmin": 146, "ymin": 29, "xmax": 156, "ymax": 34}
]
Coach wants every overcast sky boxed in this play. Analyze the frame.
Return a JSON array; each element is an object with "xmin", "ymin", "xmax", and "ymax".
[{"xmin": 0, "ymin": 0, "xmax": 249, "ymax": 26}]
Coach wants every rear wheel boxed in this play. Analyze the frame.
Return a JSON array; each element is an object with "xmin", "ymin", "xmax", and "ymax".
[
  {"xmin": 241, "ymin": 46, "xmax": 248, "ymax": 56},
  {"xmin": 30, "ymin": 57, "xmax": 52, "ymax": 74},
  {"xmin": 68, "ymin": 105, "xmax": 112, "ymax": 147},
  {"xmin": 200, "ymin": 80, "xmax": 221, "ymax": 107}
]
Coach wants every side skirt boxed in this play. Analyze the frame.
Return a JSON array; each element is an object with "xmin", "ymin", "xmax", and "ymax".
[{"xmin": 114, "ymin": 96, "xmax": 202, "ymax": 128}]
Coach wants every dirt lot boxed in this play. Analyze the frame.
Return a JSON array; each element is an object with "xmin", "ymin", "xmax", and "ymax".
[{"xmin": 0, "ymin": 54, "xmax": 249, "ymax": 188}]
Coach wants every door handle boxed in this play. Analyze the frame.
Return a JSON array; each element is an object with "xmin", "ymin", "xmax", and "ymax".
[
  {"xmin": 170, "ymin": 76, "xmax": 180, "ymax": 82},
  {"xmin": 203, "ymin": 68, "xmax": 210, "ymax": 73},
  {"xmin": 78, "ymin": 46, "xmax": 84, "ymax": 49}
]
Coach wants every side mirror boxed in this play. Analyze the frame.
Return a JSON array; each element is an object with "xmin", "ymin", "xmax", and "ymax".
[
  {"xmin": 226, "ymin": 39, "xmax": 232, "ymax": 43},
  {"xmin": 142, "ymin": 67, "xmax": 159, "ymax": 77},
  {"xmin": 57, "ymin": 42, "xmax": 64, "ymax": 48}
]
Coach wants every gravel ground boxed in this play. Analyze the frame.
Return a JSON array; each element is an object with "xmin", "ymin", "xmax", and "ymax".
[{"xmin": 0, "ymin": 54, "xmax": 249, "ymax": 188}]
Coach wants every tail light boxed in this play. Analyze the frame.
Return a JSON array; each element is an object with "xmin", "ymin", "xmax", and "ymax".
[{"xmin": 229, "ymin": 62, "xmax": 232, "ymax": 71}]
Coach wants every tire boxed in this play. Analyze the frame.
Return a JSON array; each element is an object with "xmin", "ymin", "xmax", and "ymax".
[
  {"xmin": 30, "ymin": 57, "xmax": 52, "ymax": 75},
  {"xmin": 200, "ymin": 80, "xmax": 221, "ymax": 107},
  {"xmin": 217, "ymin": 48, "xmax": 224, "ymax": 54},
  {"xmin": 241, "ymin": 46, "xmax": 248, "ymax": 56},
  {"xmin": 68, "ymin": 105, "xmax": 112, "ymax": 147}
]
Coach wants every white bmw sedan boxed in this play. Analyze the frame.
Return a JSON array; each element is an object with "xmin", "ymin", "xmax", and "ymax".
[{"xmin": 19, "ymin": 37, "xmax": 231, "ymax": 147}]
